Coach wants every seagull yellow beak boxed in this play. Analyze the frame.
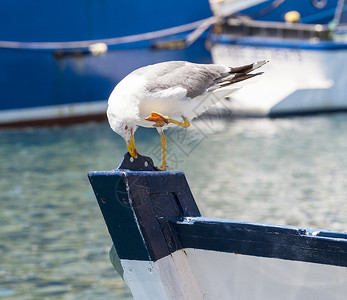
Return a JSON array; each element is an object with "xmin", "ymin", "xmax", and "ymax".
[{"xmin": 126, "ymin": 129, "xmax": 137, "ymax": 158}]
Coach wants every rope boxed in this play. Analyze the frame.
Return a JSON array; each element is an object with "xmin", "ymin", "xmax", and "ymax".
[
  {"xmin": 0, "ymin": 17, "xmax": 215, "ymax": 50},
  {"xmin": 248, "ymin": 0, "xmax": 286, "ymax": 19},
  {"xmin": 185, "ymin": 16, "xmax": 217, "ymax": 47}
]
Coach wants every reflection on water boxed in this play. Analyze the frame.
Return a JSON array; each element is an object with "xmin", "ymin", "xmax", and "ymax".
[{"xmin": 1, "ymin": 114, "xmax": 347, "ymax": 299}]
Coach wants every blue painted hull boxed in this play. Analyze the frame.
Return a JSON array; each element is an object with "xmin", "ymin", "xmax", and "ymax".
[
  {"xmin": 1, "ymin": 1, "xmax": 211, "ymax": 42},
  {"xmin": 1, "ymin": 38, "xmax": 211, "ymax": 111},
  {"xmin": 0, "ymin": 0, "xmax": 212, "ymax": 126}
]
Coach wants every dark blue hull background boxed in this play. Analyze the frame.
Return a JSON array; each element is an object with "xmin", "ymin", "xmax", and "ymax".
[
  {"xmin": 1, "ymin": 39, "xmax": 212, "ymax": 110},
  {"xmin": 2, "ymin": 0, "xmax": 341, "ymax": 113},
  {"xmin": 0, "ymin": 0, "xmax": 211, "ymax": 42},
  {"xmin": 0, "ymin": 0, "xmax": 212, "ymax": 112}
]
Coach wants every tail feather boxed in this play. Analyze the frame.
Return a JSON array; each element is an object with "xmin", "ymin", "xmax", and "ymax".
[
  {"xmin": 220, "ymin": 72, "xmax": 264, "ymax": 87},
  {"xmin": 207, "ymin": 60, "xmax": 268, "ymax": 93},
  {"xmin": 229, "ymin": 60, "xmax": 268, "ymax": 74},
  {"xmin": 216, "ymin": 60, "xmax": 268, "ymax": 89}
]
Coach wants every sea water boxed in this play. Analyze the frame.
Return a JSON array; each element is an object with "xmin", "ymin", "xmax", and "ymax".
[{"xmin": 1, "ymin": 114, "xmax": 347, "ymax": 299}]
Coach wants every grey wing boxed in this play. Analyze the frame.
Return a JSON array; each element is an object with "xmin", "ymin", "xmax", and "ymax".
[
  {"xmin": 142, "ymin": 61, "xmax": 225, "ymax": 98},
  {"xmin": 142, "ymin": 60, "xmax": 268, "ymax": 99}
]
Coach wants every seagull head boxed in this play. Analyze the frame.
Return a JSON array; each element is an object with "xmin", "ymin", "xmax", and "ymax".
[
  {"xmin": 122, "ymin": 123, "xmax": 138, "ymax": 158},
  {"xmin": 123, "ymin": 125, "xmax": 137, "ymax": 158},
  {"xmin": 120, "ymin": 122, "xmax": 137, "ymax": 158},
  {"xmin": 107, "ymin": 112, "xmax": 138, "ymax": 158},
  {"xmin": 117, "ymin": 121, "xmax": 138, "ymax": 158}
]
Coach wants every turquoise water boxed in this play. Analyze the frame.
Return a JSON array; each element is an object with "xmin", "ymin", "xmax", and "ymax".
[{"xmin": 1, "ymin": 114, "xmax": 347, "ymax": 299}]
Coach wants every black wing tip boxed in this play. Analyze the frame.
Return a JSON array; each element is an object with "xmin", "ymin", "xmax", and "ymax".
[
  {"xmin": 219, "ymin": 72, "xmax": 264, "ymax": 87},
  {"xmin": 252, "ymin": 60, "xmax": 269, "ymax": 70},
  {"xmin": 229, "ymin": 60, "xmax": 269, "ymax": 74}
]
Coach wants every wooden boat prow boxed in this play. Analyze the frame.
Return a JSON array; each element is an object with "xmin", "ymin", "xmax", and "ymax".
[{"xmin": 88, "ymin": 153, "xmax": 347, "ymax": 300}]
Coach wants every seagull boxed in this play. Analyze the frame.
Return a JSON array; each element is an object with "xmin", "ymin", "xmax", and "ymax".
[{"xmin": 107, "ymin": 60, "xmax": 268, "ymax": 170}]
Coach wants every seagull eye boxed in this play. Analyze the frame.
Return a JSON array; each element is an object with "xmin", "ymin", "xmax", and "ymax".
[{"xmin": 124, "ymin": 125, "xmax": 128, "ymax": 130}]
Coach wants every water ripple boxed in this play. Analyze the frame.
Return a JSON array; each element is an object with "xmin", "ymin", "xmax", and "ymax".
[{"xmin": 1, "ymin": 115, "xmax": 347, "ymax": 298}]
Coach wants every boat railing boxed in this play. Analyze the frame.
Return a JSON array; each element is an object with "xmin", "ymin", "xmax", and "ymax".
[{"xmin": 216, "ymin": 17, "xmax": 333, "ymax": 41}]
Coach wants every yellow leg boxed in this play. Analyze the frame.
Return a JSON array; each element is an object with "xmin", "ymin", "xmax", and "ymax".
[
  {"xmin": 145, "ymin": 112, "xmax": 190, "ymax": 128},
  {"xmin": 169, "ymin": 116, "xmax": 190, "ymax": 128},
  {"xmin": 158, "ymin": 131, "xmax": 167, "ymax": 171}
]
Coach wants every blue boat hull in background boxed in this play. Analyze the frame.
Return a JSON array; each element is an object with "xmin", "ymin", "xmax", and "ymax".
[{"xmin": 0, "ymin": 0, "xmax": 212, "ymax": 126}]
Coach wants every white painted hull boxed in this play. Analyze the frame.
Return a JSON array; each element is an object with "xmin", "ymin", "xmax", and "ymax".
[
  {"xmin": 211, "ymin": 44, "xmax": 347, "ymax": 116},
  {"xmin": 119, "ymin": 250, "xmax": 202, "ymax": 300},
  {"xmin": 117, "ymin": 248, "xmax": 347, "ymax": 300},
  {"xmin": 209, "ymin": 0, "xmax": 268, "ymax": 18}
]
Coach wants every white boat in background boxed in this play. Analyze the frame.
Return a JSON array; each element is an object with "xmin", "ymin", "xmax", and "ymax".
[
  {"xmin": 209, "ymin": 0, "xmax": 268, "ymax": 17},
  {"xmin": 209, "ymin": 0, "xmax": 347, "ymax": 117},
  {"xmin": 89, "ymin": 154, "xmax": 347, "ymax": 300}
]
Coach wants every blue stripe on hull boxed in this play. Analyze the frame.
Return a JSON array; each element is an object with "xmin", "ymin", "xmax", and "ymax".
[{"xmin": 174, "ymin": 217, "xmax": 347, "ymax": 268}]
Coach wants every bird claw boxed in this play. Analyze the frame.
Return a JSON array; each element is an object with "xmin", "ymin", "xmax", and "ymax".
[
  {"xmin": 145, "ymin": 112, "xmax": 190, "ymax": 172},
  {"xmin": 145, "ymin": 112, "xmax": 190, "ymax": 128},
  {"xmin": 145, "ymin": 112, "xmax": 169, "ymax": 127},
  {"xmin": 157, "ymin": 164, "xmax": 167, "ymax": 171}
]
